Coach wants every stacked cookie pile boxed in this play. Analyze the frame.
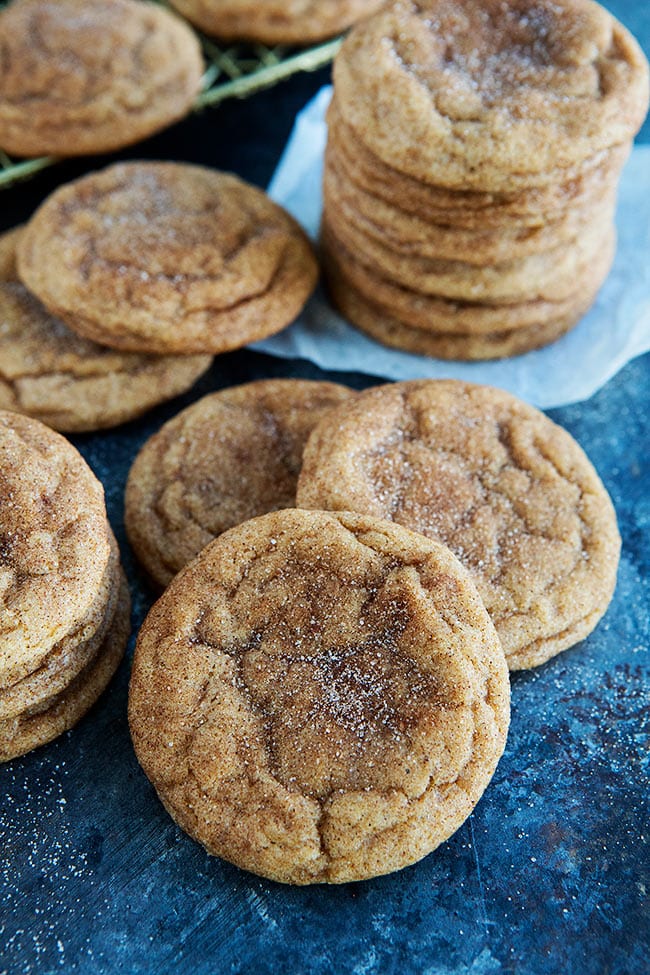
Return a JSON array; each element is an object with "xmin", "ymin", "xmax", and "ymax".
[
  {"xmin": 322, "ymin": 0, "xmax": 650, "ymax": 360},
  {"xmin": 0, "ymin": 161, "xmax": 318, "ymax": 432},
  {"xmin": 0, "ymin": 412, "xmax": 130, "ymax": 762},
  {"xmin": 126, "ymin": 375, "xmax": 621, "ymax": 883}
]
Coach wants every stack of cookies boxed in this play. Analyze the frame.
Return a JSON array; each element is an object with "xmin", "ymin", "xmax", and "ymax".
[
  {"xmin": 322, "ymin": 0, "xmax": 650, "ymax": 360},
  {"xmin": 0, "ymin": 411, "xmax": 130, "ymax": 762},
  {"xmin": 0, "ymin": 160, "xmax": 318, "ymax": 431}
]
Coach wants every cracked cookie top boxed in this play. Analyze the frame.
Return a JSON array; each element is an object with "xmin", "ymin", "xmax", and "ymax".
[
  {"xmin": 0, "ymin": 280, "xmax": 212, "ymax": 432},
  {"xmin": 168, "ymin": 0, "xmax": 384, "ymax": 45},
  {"xmin": 0, "ymin": 410, "xmax": 110, "ymax": 689},
  {"xmin": 125, "ymin": 379, "xmax": 355, "ymax": 587},
  {"xmin": 333, "ymin": 0, "xmax": 649, "ymax": 190},
  {"xmin": 296, "ymin": 380, "xmax": 621, "ymax": 670},
  {"xmin": 17, "ymin": 161, "xmax": 319, "ymax": 354},
  {"xmin": 0, "ymin": 0, "xmax": 203, "ymax": 158},
  {"xmin": 129, "ymin": 508, "xmax": 509, "ymax": 884}
]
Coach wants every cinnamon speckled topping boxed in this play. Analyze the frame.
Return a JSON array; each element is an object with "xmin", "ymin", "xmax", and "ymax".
[
  {"xmin": 0, "ymin": 568, "xmax": 130, "ymax": 763},
  {"xmin": 0, "ymin": 410, "xmax": 111, "ymax": 689},
  {"xmin": 129, "ymin": 508, "xmax": 509, "ymax": 884},
  {"xmin": 0, "ymin": 281, "xmax": 212, "ymax": 432},
  {"xmin": 17, "ymin": 162, "xmax": 319, "ymax": 355},
  {"xmin": 334, "ymin": 0, "xmax": 649, "ymax": 190},
  {"xmin": 296, "ymin": 380, "xmax": 621, "ymax": 668},
  {"xmin": 125, "ymin": 379, "xmax": 355, "ymax": 587},
  {"xmin": 0, "ymin": 0, "xmax": 204, "ymax": 157}
]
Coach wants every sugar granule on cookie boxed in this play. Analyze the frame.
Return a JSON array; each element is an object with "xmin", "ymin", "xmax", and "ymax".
[{"xmin": 129, "ymin": 508, "xmax": 510, "ymax": 884}]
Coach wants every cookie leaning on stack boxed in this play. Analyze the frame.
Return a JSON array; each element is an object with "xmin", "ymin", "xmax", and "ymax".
[
  {"xmin": 0, "ymin": 411, "xmax": 130, "ymax": 762},
  {"xmin": 322, "ymin": 0, "xmax": 650, "ymax": 360},
  {"xmin": 0, "ymin": 227, "xmax": 213, "ymax": 433}
]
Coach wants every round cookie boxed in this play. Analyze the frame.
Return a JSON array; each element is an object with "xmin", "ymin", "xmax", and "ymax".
[
  {"xmin": 17, "ymin": 162, "xmax": 319, "ymax": 355},
  {"xmin": 333, "ymin": 0, "xmax": 649, "ymax": 191},
  {"xmin": 324, "ymin": 155, "xmax": 616, "ymax": 266},
  {"xmin": 0, "ymin": 570, "xmax": 130, "ymax": 763},
  {"xmin": 322, "ymin": 206, "xmax": 611, "ymax": 303},
  {"xmin": 0, "ymin": 282, "xmax": 212, "ymax": 432},
  {"xmin": 296, "ymin": 381, "xmax": 621, "ymax": 669},
  {"xmin": 168, "ymin": 0, "xmax": 384, "ymax": 45},
  {"xmin": 327, "ymin": 102, "xmax": 632, "ymax": 226},
  {"xmin": 129, "ymin": 508, "xmax": 510, "ymax": 884},
  {"xmin": 320, "ymin": 222, "xmax": 615, "ymax": 338},
  {"xmin": 125, "ymin": 379, "xmax": 355, "ymax": 587},
  {"xmin": 0, "ymin": 0, "xmax": 204, "ymax": 158},
  {"xmin": 324, "ymin": 269, "xmax": 600, "ymax": 360},
  {"xmin": 0, "ymin": 410, "xmax": 111, "ymax": 690}
]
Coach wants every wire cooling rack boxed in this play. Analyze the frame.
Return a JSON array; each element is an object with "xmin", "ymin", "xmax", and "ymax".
[{"xmin": 0, "ymin": 15, "xmax": 341, "ymax": 191}]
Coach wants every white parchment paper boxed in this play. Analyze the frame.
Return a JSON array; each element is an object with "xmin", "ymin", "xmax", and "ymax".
[{"xmin": 255, "ymin": 87, "xmax": 650, "ymax": 408}]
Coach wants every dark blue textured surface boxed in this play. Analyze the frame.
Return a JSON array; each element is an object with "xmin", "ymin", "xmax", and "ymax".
[{"xmin": 1, "ymin": 3, "xmax": 649, "ymax": 973}]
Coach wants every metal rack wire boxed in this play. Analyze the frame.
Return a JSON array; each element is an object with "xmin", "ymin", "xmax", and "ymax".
[{"xmin": 0, "ymin": 7, "xmax": 341, "ymax": 191}]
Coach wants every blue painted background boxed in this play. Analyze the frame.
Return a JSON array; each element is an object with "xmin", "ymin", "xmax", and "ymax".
[{"xmin": 1, "ymin": 3, "xmax": 648, "ymax": 973}]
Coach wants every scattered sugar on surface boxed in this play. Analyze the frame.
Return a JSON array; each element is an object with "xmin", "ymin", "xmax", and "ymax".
[{"xmin": 0, "ymin": 759, "xmax": 109, "ymax": 974}]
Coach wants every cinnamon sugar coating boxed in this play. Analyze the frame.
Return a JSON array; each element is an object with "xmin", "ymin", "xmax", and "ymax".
[
  {"xmin": 321, "ymin": 222, "xmax": 615, "ymax": 352},
  {"xmin": 0, "ymin": 529, "xmax": 120, "ymax": 722},
  {"xmin": 0, "ymin": 281, "xmax": 212, "ymax": 432},
  {"xmin": 0, "ymin": 569, "xmax": 130, "ymax": 762},
  {"xmin": 125, "ymin": 379, "xmax": 355, "ymax": 587},
  {"xmin": 0, "ymin": 0, "xmax": 203, "ymax": 158},
  {"xmin": 129, "ymin": 508, "xmax": 509, "ymax": 883},
  {"xmin": 297, "ymin": 381, "xmax": 621, "ymax": 669},
  {"xmin": 0, "ymin": 411, "xmax": 111, "ymax": 689},
  {"xmin": 334, "ymin": 0, "xmax": 649, "ymax": 191},
  {"xmin": 17, "ymin": 162, "xmax": 319, "ymax": 355}
]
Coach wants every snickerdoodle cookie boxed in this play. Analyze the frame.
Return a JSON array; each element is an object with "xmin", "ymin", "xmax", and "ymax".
[
  {"xmin": 0, "ymin": 281, "xmax": 212, "ymax": 432},
  {"xmin": 320, "ymin": 0, "xmax": 649, "ymax": 358},
  {"xmin": 125, "ymin": 379, "xmax": 354, "ymax": 586},
  {"xmin": 296, "ymin": 381, "xmax": 621, "ymax": 669},
  {"xmin": 333, "ymin": 0, "xmax": 649, "ymax": 191},
  {"xmin": 168, "ymin": 0, "xmax": 384, "ymax": 45},
  {"xmin": 17, "ymin": 162, "xmax": 319, "ymax": 355},
  {"xmin": 0, "ymin": 0, "xmax": 203, "ymax": 158},
  {"xmin": 0, "ymin": 570, "xmax": 130, "ymax": 762},
  {"xmin": 0, "ymin": 410, "xmax": 131, "ymax": 760},
  {"xmin": 129, "ymin": 508, "xmax": 509, "ymax": 883}
]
